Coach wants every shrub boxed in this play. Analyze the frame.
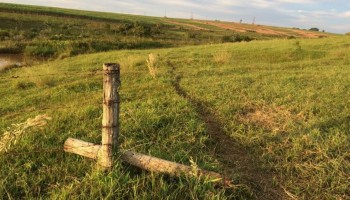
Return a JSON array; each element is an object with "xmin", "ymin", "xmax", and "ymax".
[
  {"xmin": 117, "ymin": 23, "xmax": 133, "ymax": 35},
  {"xmin": 150, "ymin": 23, "xmax": 163, "ymax": 35},
  {"xmin": 233, "ymin": 34, "xmax": 253, "ymax": 42},
  {"xmin": 69, "ymin": 41, "xmax": 91, "ymax": 56},
  {"xmin": 309, "ymin": 27, "xmax": 319, "ymax": 32},
  {"xmin": 221, "ymin": 34, "xmax": 253, "ymax": 43},
  {"xmin": 117, "ymin": 22, "xmax": 152, "ymax": 37},
  {"xmin": 24, "ymin": 43, "xmax": 57, "ymax": 58},
  {"xmin": 130, "ymin": 22, "xmax": 151, "ymax": 37}
]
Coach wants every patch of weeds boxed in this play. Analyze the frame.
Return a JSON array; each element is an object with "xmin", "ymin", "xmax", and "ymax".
[{"xmin": 14, "ymin": 80, "xmax": 36, "ymax": 90}]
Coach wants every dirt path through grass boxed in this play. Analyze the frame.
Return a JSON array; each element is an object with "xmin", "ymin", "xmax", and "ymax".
[{"xmin": 167, "ymin": 61, "xmax": 289, "ymax": 200}]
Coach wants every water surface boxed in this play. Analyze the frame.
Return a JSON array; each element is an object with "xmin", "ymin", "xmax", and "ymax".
[{"xmin": 0, "ymin": 54, "xmax": 23, "ymax": 72}]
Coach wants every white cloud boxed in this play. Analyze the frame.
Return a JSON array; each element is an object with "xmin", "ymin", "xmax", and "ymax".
[{"xmin": 342, "ymin": 11, "xmax": 350, "ymax": 17}]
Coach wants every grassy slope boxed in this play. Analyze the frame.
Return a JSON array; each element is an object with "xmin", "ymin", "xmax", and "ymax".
[
  {"xmin": 0, "ymin": 3, "xmax": 335, "ymax": 59},
  {"xmin": 0, "ymin": 51, "xmax": 239, "ymax": 199},
  {"xmin": 1, "ymin": 36, "xmax": 350, "ymax": 199},
  {"xmin": 176, "ymin": 38, "xmax": 350, "ymax": 199}
]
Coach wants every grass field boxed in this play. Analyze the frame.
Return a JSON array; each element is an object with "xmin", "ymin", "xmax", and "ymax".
[
  {"xmin": 1, "ymin": 3, "xmax": 350, "ymax": 200},
  {"xmin": 1, "ymin": 35, "xmax": 350, "ymax": 199}
]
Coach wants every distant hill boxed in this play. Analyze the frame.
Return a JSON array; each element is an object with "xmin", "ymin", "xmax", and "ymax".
[{"xmin": 0, "ymin": 3, "xmax": 334, "ymax": 59}]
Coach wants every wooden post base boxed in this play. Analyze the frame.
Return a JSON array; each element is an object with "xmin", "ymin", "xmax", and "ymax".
[{"xmin": 64, "ymin": 138, "xmax": 231, "ymax": 186}]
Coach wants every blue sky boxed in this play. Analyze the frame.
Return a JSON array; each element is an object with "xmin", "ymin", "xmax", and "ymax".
[{"xmin": 1, "ymin": 0, "xmax": 349, "ymax": 33}]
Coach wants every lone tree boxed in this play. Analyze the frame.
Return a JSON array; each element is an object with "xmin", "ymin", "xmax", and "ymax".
[{"xmin": 309, "ymin": 27, "xmax": 319, "ymax": 31}]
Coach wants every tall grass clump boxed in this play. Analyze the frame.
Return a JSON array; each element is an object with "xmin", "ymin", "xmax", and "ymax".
[
  {"xmin": 146, "ymin": 53, "xmax": 157, "ymax": 79},
  {"xmin": 213, "ymin": 51, "xmax": 231, "ymax": 64},
  {"xmin": 0, "ymin": 114, "xmax": 51, "ymax": 152}
]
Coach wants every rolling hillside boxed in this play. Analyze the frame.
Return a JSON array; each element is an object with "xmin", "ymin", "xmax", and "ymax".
[{"xmin": 0, "ymin": 3, "xmax": 334, "ymax": 60}]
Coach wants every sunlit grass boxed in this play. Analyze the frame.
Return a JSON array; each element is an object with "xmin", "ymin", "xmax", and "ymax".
[{"xmin": 1, "ymin": 36, "xmax": 350, "ymax": 199}]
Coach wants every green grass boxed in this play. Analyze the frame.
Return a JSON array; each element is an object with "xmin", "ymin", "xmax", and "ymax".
[
  {"xmin": 0, "ymin": 51, "xmax": 249, "ymax": 199},
  {"xmin": 0, "ymin": 2, "xmax": 349, "ymax": 199},
  {"xmin": 1, "ymin": 35, "xmax": 350, "ymax": 199},
  {"xmin": 171, "ymin": 37, "xmax": 350, "ymax": 199}
]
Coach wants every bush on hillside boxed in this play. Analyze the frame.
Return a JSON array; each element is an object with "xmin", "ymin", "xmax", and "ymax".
[
  {"xmin": 24, "ymin": 43, "xmax": 57, "ymax": 57},
  {"xmin": 150, "ymin": 23, "xmax": 163, "ymax": 35},
  {"xmin": 117, "ymin": 23, "xmax": 133, "ymax": 35},
  {"xmin": 130, "ymin": 22, "xmax": 151, "ymax": 37},
  {"xmin": 69, "ymin": 41, "xmax": 91, "ymax": 56},
  {"xmin": 117, "ymin": 22, "xmax": 152, "ymax": 37},
  {"xmin": 187, "ymin": 31, "xmax": 198, "ymax": 39},
  {"xmin": 221, "ymin": 34, "xmax": 254, "ymax": 43},
  {"xmin": 234, "ymin": 34, "xmax": 253, "ymax": 42},
  {"xmin": 309, "ymin": 27, "xmax": 319, "ymax": 32}
]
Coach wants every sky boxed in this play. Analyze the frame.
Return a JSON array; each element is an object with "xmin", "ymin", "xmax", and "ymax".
[{"xmin": 1, "ymin": 0, "xmax": 349, "ymax": 33}]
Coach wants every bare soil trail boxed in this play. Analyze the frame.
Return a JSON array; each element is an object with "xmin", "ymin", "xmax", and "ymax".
[
  {"xmin": 167, "ymin": 61, "xmax": 290, "ymax": 200},
  {"xmin": 194, "ymin": 20, "xmax": 328, "ymax": 38}
]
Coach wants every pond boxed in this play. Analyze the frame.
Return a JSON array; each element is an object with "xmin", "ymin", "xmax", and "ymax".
[{"xmin": 0, "ymin": 54, "xmax": 24, "ymax": 72}]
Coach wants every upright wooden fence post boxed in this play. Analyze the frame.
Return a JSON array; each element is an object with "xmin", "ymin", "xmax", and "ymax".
[{"xmin": 97, "ymin": 63, "xmax": 120, "ymax": 170}]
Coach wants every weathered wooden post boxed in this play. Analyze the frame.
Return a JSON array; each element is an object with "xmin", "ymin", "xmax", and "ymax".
[
  {"xmin": 64, "ymin": 63, "xmax": 120, "ymax": 171},
  {"xmin": 98, "ymin": 63, "xmax": 120, "ymax": 170}
]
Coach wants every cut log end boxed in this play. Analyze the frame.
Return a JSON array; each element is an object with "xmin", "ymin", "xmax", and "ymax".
[{"xmin": 64, "ymin": 138, "xmax": 100, "ymax": 160}]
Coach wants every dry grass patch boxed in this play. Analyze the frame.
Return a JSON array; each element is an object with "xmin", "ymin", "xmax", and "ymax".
[
  {"xmin": 146, "ymin": 53, "xmax": 158, "ymax": 79},
  {"xmin": 238, "ymin": 104, "xmax": 304, "ymax": 133},
  {"xmin": 0, "ymin": 114, "xmax": 51, "ymax": 152},
  {"xmin": 213, "ymin": 51, "xmax": 231, "ymax": 64}
]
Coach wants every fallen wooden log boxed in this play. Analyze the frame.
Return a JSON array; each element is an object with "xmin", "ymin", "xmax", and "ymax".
[
  {"xmin": 120, "ymin": 150, "xmax": 231, "ymax": 186},
  {"xmin": 64, "ymin": 137, "xmax": 231, "ymax": 186}
]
